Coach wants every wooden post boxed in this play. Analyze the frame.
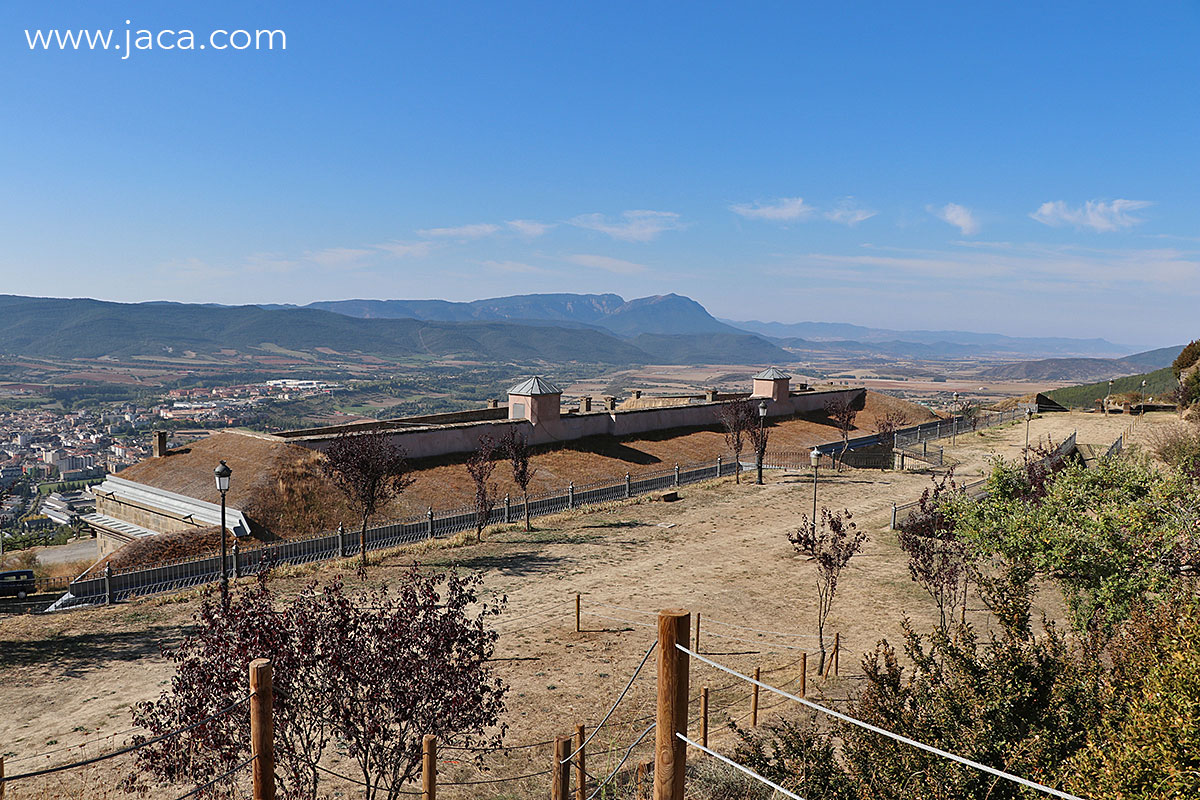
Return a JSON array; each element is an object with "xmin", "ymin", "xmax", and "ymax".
[
  {"xmin": 694, "ymin": 613, "xmax": 701, "ymax": 653},
  {"xmin": 422, "ymin": 735, "xmax": 436, "ymax": 800},
  {"xmin": 249, "ymin": 658, "xmax": 275, "ymax": 800},
  {"xmin": 800, "ymin": 653, "xmax": 807, "ymax": 698},
  {"xmin": 655, "ymin": 610, "xmax": 690, "ymax": 800},
  {"xmin": 575, "ymin": 593, "xmax": 581, "ymax": 633},
  {"xmin": 833, "ymin": 632, "xmax": 840, "ymax": 677},
  {"xmin": 700, "ymin": 687, "xmax": 709, "ymax": 747},
  {"xmin": 552, "ymin": 736, "xmax": 571, "ymax": 800},
  {"xmin": 1, "ymin": 754, "xmax": 6, "ymax": 800},
  {"xmin": 637, "ymin": 761, "xmax": 649, "ymax": 800},
  {"xmin": 750, "ymin": 667, "xmax": 760, "ymax": 726},
  {"xmin": 574, "ymin": 724, "xmax": 586, "ymax": 800}
]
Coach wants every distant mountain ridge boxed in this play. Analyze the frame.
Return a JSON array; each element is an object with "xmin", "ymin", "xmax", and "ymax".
[
  {"xmin": 974, "ymin": 346, "xmax": 1184, "ymax": 383},
  {"xmin": 0, "ymin": 295, "xmax": 784, "ymax": 366},
  {"xmin": 724, "ymin": 318, "xmax": 1134, "ymax": 358},
  {"xmin": 284, "ymin": 293, "xmax": 744, "ymax": 337}
]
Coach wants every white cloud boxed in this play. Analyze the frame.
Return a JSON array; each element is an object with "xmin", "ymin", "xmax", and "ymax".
[
  {"xmin": 730, "ymin": 196, "xmax": 814, "ymax": 221},
  {"xmin": 569, "ymin": 210, "xmax": 684, "ymax": 242},
  {"xmin": 373, "ymin": 240, "xmax": 434, "ymax": 258},
  {"xmin": 1030, "ymin": 199, "xmax": 1151, "ymax": 232},
  {"xmin": 417, "ymin": 223, "xmax": 501, "ymax": 239},
  {"xmin": 566, "ymin": 253, "xmax": 647, "ymax": 274},
  {"xmin": 824, "ymin": 199, "xmax": 877, "ymax": 226},
  {"xmin": 506, "ymin": 219, "xmax": 554, "ymax": 237},
  {"xmin": 928, "ymin": 203, "xmax": 980, "ymax": 236}
]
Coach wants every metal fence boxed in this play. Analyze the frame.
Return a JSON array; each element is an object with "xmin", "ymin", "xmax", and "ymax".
[
  {"xmin": 889, "ymin": 431, "xmax": 1078, "ymax": 530},
  {"xmin": 55, "ymin": 457, "xmax": 748, "ymax": 609}
]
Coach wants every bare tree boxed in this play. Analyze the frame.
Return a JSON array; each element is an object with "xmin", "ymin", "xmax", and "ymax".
[
  {"xmin": 895, "ymin": 471, "xmax": 970, "ymax": 633},
  {"xmin": 873, "ymin": 409, "xmax": 910, "ymax": 456},
  {"xmin": 788, "ymin": 507, "xmax": 867, "ymax": 673},
  {"xmin": 825, "ymin": 396, "xmax": 859, "ymax": 470},
  {"xmin": 467, "ymin": 434, "xmax": 500, "ymax": 542},
  {"xmin": 501, "ymin": 429, "xmax": 537, "ymax": 530},
  {"xmin": 322, "ymin": 431, "xmax": 413, "ymax": 567},
  {"xmin": 716, "ymin": 399, "xmax": 756, "ymax": 484},
  {"xmin": 747, "ymin": 412, "xmax": 770, "ymax": 485}
]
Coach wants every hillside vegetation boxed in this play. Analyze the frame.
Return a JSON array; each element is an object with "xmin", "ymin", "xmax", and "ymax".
[
  {"xmin": 0, "ymin": 295, "xmax": 785, "ymax": 366},
  {"xmin": 1047, "ymin": 366, "xmax": 1177, "ymax": 408}
]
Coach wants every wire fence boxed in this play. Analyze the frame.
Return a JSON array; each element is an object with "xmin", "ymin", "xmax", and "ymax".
[{"xmin": 680, "ymin": 643, "xmax": 1091, "ymax": 800}]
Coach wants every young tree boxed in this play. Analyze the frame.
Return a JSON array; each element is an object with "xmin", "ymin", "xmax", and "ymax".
[
  {"xmin": 716, "ymin": 399, "xmax": 757, "ymax": 484},
  {"xmin": 747, "ymin": 411, "xmax": 771, "ymax": 485},
  {"xmin": 128, "ymin": 569, "xmax": 508, "ymax": 800},
  {"xmin": 824, "ymin": 396, "xmax": 859, "ymax": 470},
  {"xmin": 501, "ymin": 429, "xmax": 537, "ymax": 530},
  {"xmin": 322, "ymin": 431, "xmax": 414, "ymax": 567},
  {"xmin": 896, "ymin": 471, "xmax": 971, "ymax": 632},
  {"xmin": 788, "ymin": 507, "xmax": 867, "ymax": 673},
  {"xmin": 467, "ymin": 434, "xmax": 499, "ymax": 542}
]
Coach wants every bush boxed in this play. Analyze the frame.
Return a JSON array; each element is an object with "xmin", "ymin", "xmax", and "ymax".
[
  {"xmin": 1146, "ymin": 421, "xmax": 1200, "ymax": 477},
  {"xmin": 1172, "ymin": 338, "xmax": 1200, "ymax": 379}
]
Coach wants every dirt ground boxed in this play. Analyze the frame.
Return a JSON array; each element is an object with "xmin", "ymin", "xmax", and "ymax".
[{"xmin": 0, "ymin": 410, "xmax": 1158, "ymax": 799}]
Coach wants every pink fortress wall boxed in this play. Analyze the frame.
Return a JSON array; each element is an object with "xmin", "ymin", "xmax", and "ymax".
[{"xmin": 291, "ymin": 388, "xmax": 865, "ymax": 461}]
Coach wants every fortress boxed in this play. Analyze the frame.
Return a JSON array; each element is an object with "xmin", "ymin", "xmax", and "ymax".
[{"xmin": 82, "ymin": 369, "xmax": 863, "ymax": 556}]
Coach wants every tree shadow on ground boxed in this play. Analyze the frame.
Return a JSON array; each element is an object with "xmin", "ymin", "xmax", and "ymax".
[
  {"xmin": 0, "ymin": 626, "xmax": 182, "ymax": 677},
  {"xmin": 443, "ymin": 550, "xmax": 568, "ymax": 577}
]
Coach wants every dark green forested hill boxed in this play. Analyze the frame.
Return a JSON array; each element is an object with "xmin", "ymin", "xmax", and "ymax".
[{"xmin": 1047, "ymin": 366, "xmax": 1178, "ymax": 408}]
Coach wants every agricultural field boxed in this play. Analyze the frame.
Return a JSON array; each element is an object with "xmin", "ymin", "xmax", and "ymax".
[{"xmin": 0, "ymin": 410, "xmax": 1157, "ymax": 798}]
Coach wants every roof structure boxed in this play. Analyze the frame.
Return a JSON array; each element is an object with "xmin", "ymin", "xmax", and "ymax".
[
  {"xmin": 508, "ymin": 376, "xmax": 563, "ymax": 396},
  {"xmin": 115, "ymin": 430, "xmax": 299, "ymax": 508},
  {"xmin": 753, "ymin": 367, "xmax": 791, "ymax": 380}
]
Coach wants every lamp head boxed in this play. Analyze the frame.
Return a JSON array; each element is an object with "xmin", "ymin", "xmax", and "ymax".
[
  {"xmin": 214, "ymin": 460, "xmax": 232, "ymax": 493},
  {"xmin": 758, "ymin": 400, "xmax": 768, "ymax": 418},
  {"xmin": 810, "ymin": 447, "xmax": 820, "ymax": 468}
]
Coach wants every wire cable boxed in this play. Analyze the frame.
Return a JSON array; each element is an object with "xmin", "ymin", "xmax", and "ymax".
[
  {"xmin": 678, "ymin": 733, "xmax": 804, "ymax": 800},
  {"xmin": 172, "ymin": 753, "xmax": 256, "ymax": 800},
  {"xmin": 5, "ymin": 726, "xmax": 146, "ymax": 764},
  {"xmin": 563, "ymin": 639, "xmax": 657, "ymax": 763},
  {"xmin": 679, "ymin": 645, "xmax": 1091, "ymax": 800},
  {"xmin": 589, "ymin": 612, "xmax": 658, "ymax": 629},
  {"xmin": 313, "ymin": 763, "xmax": 422, "ymax": 795},
  {"xmin": 2, "ymin": 694, "xmax": 253, "ymax": 784},
  {"xmin": 584, "ymin": 723, "xmax": 656, "ymax": 800},
  {"xmin": 698, "ymin": 628, "xmax": 813, "ymax": 651}
]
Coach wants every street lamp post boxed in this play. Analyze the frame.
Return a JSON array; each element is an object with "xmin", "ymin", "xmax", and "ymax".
[
  {"xmin": 1024, "ymin": 407, "xmax": 1033, "ymax": 462},
  {"xmin": 1105, "ymin": 379, "xmax": 1113, "ymax": 415},
  {"xmin": 756, "ymin": 400, "xmax": 767, "ymax": 485},
  {"xmin": 1140, "ymin": 379, "xmax": 1147, "ymax": 421},
  {"xmin": 214, "ymin": 460, "xmax": 232, "ymax": 606},
  {"xmin": 810, "ymin": 447, "xmax": 820, "ymax": 533},
  {"xmin": 952, "ymin": 391, "xmax": 959, "ymax": 446}
]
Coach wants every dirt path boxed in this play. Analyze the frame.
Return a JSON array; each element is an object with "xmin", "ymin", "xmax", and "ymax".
[{"xmin": 0, "ymin": 410, "xmax": 1153, "ymax": 798}]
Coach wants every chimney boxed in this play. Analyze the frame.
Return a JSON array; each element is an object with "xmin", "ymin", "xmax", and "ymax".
[
  {"xmin": 580, "ymin": 397, "xmax": 592, "ymax": 412},
  {"xmin": 486, "ymin": 398, "xmax": 499, "ymax": 409},
  {"xmin": 705, "ymin": 389, "xmax": 718, "ymax": 402},
  {"xmin": 153, "ymin": 430, "xmax": 168, "ymax": 458},
  {"xmin": 632, "ymin": 390, "xmax": 642, "ymax": 400},
  {"xmin": 603, "ymin": 395, "xmax": 617, "ymax": 411}
]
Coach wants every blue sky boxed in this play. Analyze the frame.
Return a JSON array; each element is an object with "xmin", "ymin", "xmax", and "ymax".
[{"xmin": 2, "ymin": 2, "xmax": 1197, "ymax": 346}]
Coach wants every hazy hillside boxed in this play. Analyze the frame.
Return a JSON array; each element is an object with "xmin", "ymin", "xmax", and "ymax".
[
  {"xmin": 629, "ymin": 332, "xmax": 792, "ymax": 365},
  {"xmin": 0, "ymin": 295, "xmax": 652, "ymax": 363},
  {"xmin": 1046, "ymin": 367, "xmax": 1177, "ymax": 409},
  {"xmin": 976, "ymin": 345, "xmax": 1182, "ymax": 383},
  {"xmin": 726, "ymin": 318, "xmax": 1131, "ymax": 357},
  {"xmin": 0, "ymin": 295, "xmax": 786, "ymax": 366},
  {"xmin": 296, "ymin": 292, "xmax": 742, "ymax": 337}
]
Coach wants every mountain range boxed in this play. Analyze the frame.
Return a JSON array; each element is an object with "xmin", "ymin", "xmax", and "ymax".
[{"xmin": 0, "ymin": 292, "xmax": 1170, "ymax": 370}]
